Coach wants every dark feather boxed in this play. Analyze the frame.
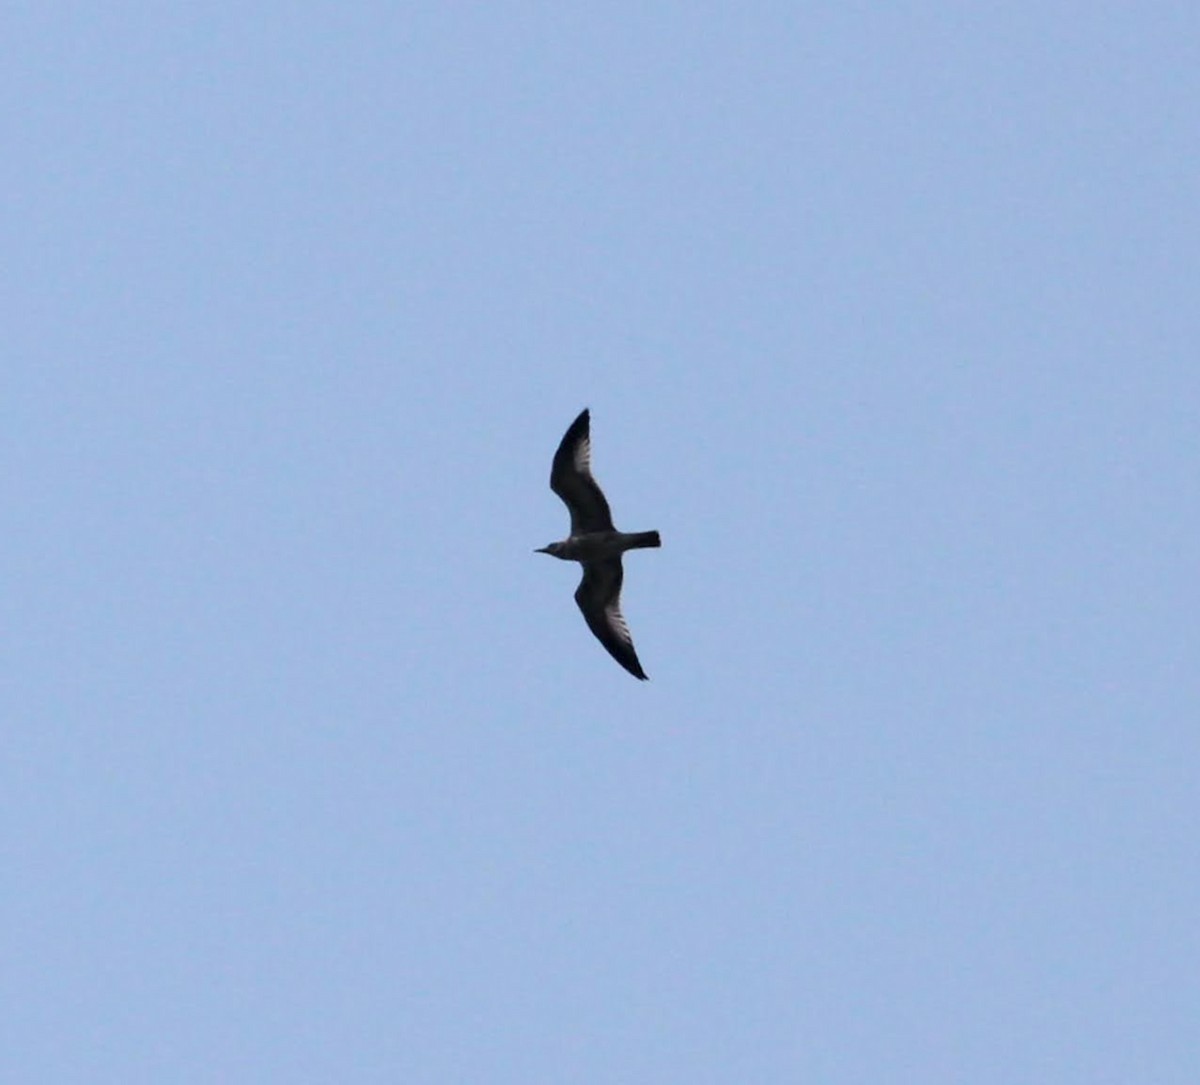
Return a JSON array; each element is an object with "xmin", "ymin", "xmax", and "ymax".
[
  {"xmin": 574, "ymin": 558, "xmax": 648, "ymax": 680},
  {"xmin": 549, "ymin": 409, "xmax": 615, "ymax": 534}
]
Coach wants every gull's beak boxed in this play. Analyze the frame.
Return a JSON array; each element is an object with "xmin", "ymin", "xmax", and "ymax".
[{"xmin": 534, "ymin": 546, "xmax": 551, "ymax": 554}]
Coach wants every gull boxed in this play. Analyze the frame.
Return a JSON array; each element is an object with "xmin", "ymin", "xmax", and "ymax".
[{"xmin": 536, "ymin": 408, "xmax": 661, "ymax": 680}]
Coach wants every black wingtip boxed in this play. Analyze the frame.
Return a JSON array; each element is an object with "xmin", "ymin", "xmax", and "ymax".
[{"xmin": 558, "ymin": 408, "xmax": 590, "ymax": 444}]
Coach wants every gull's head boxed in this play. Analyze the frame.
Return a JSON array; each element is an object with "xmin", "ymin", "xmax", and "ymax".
[{"xmin": 535, "ymin": 541, "xmax": 566, "ymax": 558}]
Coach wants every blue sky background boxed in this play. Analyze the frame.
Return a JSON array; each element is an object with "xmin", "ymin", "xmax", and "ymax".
[{"xmin": 5, "ymin": 4, "xmax": 1198, "ymax": 1081}]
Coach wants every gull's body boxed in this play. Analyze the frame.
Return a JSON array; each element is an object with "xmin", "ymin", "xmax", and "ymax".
[{"xmin": 536, "ymin": 409, "xmax": 660, "ymax": 680}]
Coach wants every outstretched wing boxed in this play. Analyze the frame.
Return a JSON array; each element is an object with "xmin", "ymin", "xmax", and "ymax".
[
  {"xmin": 574, "ymin": 558, "xmax": 648, "ymax": 680},
  {"xmin": 550, "ymin": 408, "xmax": 615, "ymax": 534}
]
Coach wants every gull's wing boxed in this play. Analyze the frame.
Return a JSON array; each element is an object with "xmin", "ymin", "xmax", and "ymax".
[
  {"xmin": 574, "ymin": 558, "xmax": 648, "ymax": 680},
  {"xmin": 550, "ymin": 408, "xmax": 614, "ymax": 534}
]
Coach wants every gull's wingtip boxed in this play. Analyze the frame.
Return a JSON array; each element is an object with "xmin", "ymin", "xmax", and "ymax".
[{"xmin": 559, "ymin": 408, "xmax": 591, "ymax": 442}]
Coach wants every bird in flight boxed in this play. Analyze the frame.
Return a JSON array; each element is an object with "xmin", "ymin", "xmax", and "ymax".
[{"xmin": 536, "ymin": 408, "xmax": 661, "ymax": 680}]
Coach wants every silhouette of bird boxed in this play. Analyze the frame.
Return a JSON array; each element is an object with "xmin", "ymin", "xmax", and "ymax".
[{"xmin": 536, "ymin": 408, "xmax": 661, "ymax": 680}]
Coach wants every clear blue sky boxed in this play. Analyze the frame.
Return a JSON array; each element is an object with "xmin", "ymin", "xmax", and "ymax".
[{"xmin": 5, "ymin": 5, "xmax": 1198, "ymax": 1081}]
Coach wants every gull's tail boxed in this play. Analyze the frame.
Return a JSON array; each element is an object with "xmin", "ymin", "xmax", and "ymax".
[{"xmin": 627, "ymin": 530, "xmax": 661, "ymax": 550}]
